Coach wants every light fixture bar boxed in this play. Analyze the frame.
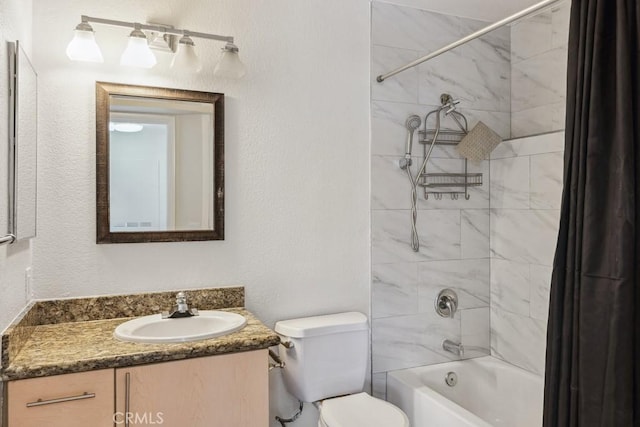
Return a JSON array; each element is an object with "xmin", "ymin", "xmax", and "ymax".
[
  {"xmin": 80, "ymin": 15, "xmax": 234, "ymax": 43},
  {"xmin": 69, "ymin": 14, "xmax": 245, "ymax": 77}
]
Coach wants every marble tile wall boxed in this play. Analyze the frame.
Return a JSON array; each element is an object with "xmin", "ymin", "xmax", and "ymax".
[
  {"xmin": 489, "ymin": 131, "xmax": 564, "ymax": 375},
  {"xmin": 510, "ymin": 0, "xmax": 571, "ymax": 138},
  {"xmin": 371, "ymin": 1, "xmax": 510, "ymax": 400}
]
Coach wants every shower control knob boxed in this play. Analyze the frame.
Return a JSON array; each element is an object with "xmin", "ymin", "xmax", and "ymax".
[{"xmin": 435, "ymin": 289, "xmax": 458, "ymax": 319}]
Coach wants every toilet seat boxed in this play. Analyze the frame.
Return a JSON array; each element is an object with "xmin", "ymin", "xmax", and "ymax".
[{"xmin": 318, "ymin": 392, "xmax": 409, "ymax": 427}]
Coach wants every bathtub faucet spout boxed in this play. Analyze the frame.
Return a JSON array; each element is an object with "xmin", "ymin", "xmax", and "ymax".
[{"xmin": 443, "ymin": 339, "xmax": 464, "ymax": 357}]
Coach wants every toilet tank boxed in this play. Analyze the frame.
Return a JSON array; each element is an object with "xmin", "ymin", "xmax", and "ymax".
[{"xmin": 274, "ymin": 312, "xmax": 368, "ymax": 403}]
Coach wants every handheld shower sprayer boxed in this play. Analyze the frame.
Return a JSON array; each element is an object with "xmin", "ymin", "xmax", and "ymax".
[
  {"xmin": 400, "ymin": 115, "xmax": 422, "ymax": 170},
  {"xmin": 400, "ymin": 114, "xmax": 423, "ymax": 252},
  {"xmin": 405, "ymin": 115, "xmax": 422, "ymax": 156}
]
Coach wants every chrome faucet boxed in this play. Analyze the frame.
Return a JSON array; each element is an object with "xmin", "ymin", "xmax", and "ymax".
[
  {"xmin": 443, "ymin": 339, "xmax": 464, "ymax": 357},
  {"xmin": 162, "ymin": 292, "xmax": 199, "ymax": 319}
]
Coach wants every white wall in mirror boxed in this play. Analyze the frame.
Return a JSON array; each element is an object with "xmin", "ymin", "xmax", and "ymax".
[
  {"xmin": 110, "ymin": 116, "xmax": 173, "ymax": 232},
  {"xmin": 174, "ymin": 113, "xmax": 214, "ymax": 230},
  {"xmin": 109, "ymin": 96, "xmax": 214, "ymax": 233}
]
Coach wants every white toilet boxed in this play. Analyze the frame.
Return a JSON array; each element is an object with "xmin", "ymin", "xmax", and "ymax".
[{"xmin": 274, "ymin": 312, "xmax": 409, "ymax": 427}]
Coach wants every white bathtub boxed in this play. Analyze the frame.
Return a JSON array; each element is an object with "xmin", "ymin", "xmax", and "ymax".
[{"xmin": 387, "ymin": 356, "xmax": 543, "ymax": 427}]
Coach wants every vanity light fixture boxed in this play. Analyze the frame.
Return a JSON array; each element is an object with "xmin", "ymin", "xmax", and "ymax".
[
  {"xmin": 66, "ymin": 15, "xmax": 245, "ymax": 77},
  {"xmin": 120, "ymin": 24, "xmax": 157, "ymax": 68},
  {"xmin": 170, "ymin": 33, "xmax": 202, "ymax": 73},
  {"xmin": 213, "ymin": 43, "xmax": 246, "ymax": 79},
  {"xmin": 65, "ymin": 21, "xmax": 104, "ymax": 62}
]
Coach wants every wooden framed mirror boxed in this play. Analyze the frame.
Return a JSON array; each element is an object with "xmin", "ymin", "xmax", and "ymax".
[{"xmin": 96, "ymin": 82, "xmax": 224, "ymax": 243}]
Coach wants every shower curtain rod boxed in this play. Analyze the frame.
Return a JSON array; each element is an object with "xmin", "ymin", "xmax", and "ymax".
[
  {"xmin": 0, "ymin": 234, "xmax": 15, "ymax": 246},
  {"xmin": 376, "ymin": 0, "xmax": 563, "ymax": 82}
]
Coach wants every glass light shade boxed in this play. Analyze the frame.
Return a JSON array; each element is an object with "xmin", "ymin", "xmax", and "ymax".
[
  {"xmin": 66, "ymin": 29, "xmax": 104, "ymax": 62},
  {"xmin": 170, "ymin": 42, "xmax": 202, "ymax": 73},
  {"xmin": 120, "ymin": 36, "xmax": 156, "ymax": 68},
  {"xmin": 213, "ymin": 49, "xmax": 246, "ymax": 79}
]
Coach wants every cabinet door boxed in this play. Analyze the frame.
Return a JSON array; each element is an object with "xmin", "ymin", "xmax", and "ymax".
[
  {"xmin": 115, "ymin": 349, "xmax": 268, "ymax": 427},
  {"xmin": 7, "ymin": 369, "xmax": 114, "ymax": 427}
]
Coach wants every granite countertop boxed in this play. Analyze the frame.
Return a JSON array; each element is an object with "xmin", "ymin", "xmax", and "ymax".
[{"xmin": 1, "ymin": 287, "xmax": 280, "ymax": 381}]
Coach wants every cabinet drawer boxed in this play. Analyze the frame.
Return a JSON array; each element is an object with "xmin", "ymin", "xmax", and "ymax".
[{"xmin": 8, "ymin": 369, "xmax": 114, "ymax": 427}]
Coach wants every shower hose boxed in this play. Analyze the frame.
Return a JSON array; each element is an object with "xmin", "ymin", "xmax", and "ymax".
[{"xmin": 406, "ymin": 109, "xmax": 443, "ymax": 252}]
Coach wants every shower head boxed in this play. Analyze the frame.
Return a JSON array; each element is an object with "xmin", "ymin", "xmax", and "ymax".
[
  {"xmin": 406, "ymin": 114, "xmax": 422, "ymax": 131},
  {"xmin": 404, "ymin": 115, "xmax": 422, "ymax": 157}
]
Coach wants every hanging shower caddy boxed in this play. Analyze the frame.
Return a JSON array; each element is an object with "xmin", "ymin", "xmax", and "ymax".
[
  {"xmin": 418, "ymin": 95, "xmax": 483, "ymax": 200},
  {"xmin": 400, "ymin": 94, "xmax": 486, "ymax": 252}
]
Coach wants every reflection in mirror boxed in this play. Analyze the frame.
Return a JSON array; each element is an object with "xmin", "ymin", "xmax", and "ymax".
[
  {"xmin": 96, "ymin": 83, "xmax": 224, "ymax": 243},
  {"xmin": 7, "ymin": 41, "xmax": 37, "ymax": 243},
  {"xmin": 109, "ymin": 97, "xmax": 214, "ymax": 232}
]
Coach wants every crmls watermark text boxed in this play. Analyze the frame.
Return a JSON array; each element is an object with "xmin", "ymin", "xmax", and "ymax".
[{"xmin": 113, "ymin": 412, "xmax": 164, "ymax": 425}]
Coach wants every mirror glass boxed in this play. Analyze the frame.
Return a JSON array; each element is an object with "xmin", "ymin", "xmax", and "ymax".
[
  {"xmin": 8, "ymin": 41, "xmax": 37, "ymax": 241},
  {"xmin": 96, "ymin": 83, "xmax": 224, "ymax": 243}
]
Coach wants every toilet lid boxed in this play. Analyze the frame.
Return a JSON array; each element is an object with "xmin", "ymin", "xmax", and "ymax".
[{"xmin": 319, "ymin": 393, "xmax": 409, "ymax": 427}]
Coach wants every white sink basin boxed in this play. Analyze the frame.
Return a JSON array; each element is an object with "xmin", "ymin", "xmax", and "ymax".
[{"xmin": 114, "ymin": 310, "xmax": 247, "ymax": 343}]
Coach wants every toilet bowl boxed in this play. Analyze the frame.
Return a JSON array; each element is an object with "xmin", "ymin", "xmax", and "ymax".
[{"xmin": 317, "ymin": 393, "xmax": 409, "ymax": 427}]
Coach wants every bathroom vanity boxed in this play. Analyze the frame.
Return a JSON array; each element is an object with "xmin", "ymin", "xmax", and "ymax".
[
  {"xmin": 1, "ymin": 287, "xmax": 279, "ymax": 427},
  {"xmin": 8, "ymin": 351, "xmax": 266, "ymax": 426}
]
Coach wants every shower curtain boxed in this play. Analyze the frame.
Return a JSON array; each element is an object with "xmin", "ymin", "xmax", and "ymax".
[{"xmin": 543, "ymin": 0, "xmax": 640, "ymax": 426}]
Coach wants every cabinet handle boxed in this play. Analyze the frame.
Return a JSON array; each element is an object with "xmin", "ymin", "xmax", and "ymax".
[
  {"xmin": 125, "ymin": 372, "xmax": 131, "ymax": 427},
  {"xmin": 26, "ymin": 392, "xmax": 95, "ymax": 407}
]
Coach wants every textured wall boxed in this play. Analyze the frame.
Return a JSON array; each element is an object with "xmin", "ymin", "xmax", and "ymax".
[
  {"xmin": 31, "ymin": 1, "xmax": 370, "ymax": 425},
  {"xmin": 0, "ymin": 0, "xmax": 33, "ymax": 337},
  {"xmin": 370, "ymin": 1, "xmax": 511, "ymax": 399}
]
